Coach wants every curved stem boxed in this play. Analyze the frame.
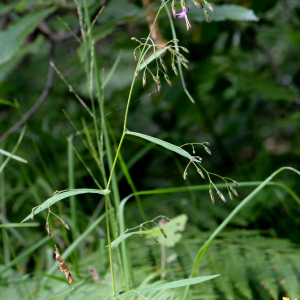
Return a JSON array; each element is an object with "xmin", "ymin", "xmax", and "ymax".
[{"xmin": 183, "ymin": 167, "xmax": 300, "ymax": 300}]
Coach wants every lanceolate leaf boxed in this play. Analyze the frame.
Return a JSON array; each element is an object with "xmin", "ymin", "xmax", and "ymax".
[
  {"xmin": 111, "ymin": 230, "xmax": 160, "ymax": 248},
  {"xmin": 189, "ymin": 4, "xmax": 259, "ymax": 22},
  {"xmin": 115, "ymin": 275, "xmax": 220, "ymax": 299},
  {"xmin": 125, "ymin": 130, "xmax": 201, "ymax": 163},
  {"xmin": 0, "ymin": 7, "xmax": 56, "ymax": 66},
  {"xmin": 22, "ymin": 189, "xmax": 110, "ymax": 223}
]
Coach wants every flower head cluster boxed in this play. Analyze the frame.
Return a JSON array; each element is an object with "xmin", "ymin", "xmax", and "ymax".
[{"xmin": 172, "ymin": 0, "xmax": 216, "ymax": 30}]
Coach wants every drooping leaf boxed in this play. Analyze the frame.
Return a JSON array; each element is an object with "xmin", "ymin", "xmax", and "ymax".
[
  {"xmin": 189, "ymin": 4, "xmax": 259, "ymax": 22},
  {"xmin": 125, "ymin": 130, "xmax": 202, "ymax": 164},
  {"xmin": 21, "ymin": 189, "xmax": 110, "ymax": 223},
  {"xmin": 111, "ymin": 230, "xmax": 160, "ymax": 248},
  {"xmin": 115, "ymin": 275, "xmax": 220, "ymax": 299},
  {"xmin": 0, "ymin": 7, "xmax": 56, "ymax": 66}
]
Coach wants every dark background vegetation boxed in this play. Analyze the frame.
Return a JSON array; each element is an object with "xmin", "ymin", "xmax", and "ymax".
[{"xmin": 0, "ymin": 0, "xmax": 300, "ymax": 299}]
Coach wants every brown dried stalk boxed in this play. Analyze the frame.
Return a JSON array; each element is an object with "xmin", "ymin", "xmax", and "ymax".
[{"xmin": 54, "ymin": 245, "xmax": 75, "ymax": 284}]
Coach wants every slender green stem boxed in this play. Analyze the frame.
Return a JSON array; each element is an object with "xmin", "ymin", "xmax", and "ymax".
[
  {"xmin": 183, "ymin": 167, "xmax": 300, "ymax": 300},
  {"xmin": 105, "ymin": 194, "xmax": 116, "ymax": 295}
]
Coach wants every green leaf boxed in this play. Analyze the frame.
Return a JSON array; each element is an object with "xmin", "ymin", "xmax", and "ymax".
[
  {"xmin": 0, "ymin": 98, "xmax": 17, "ymax": 107},
  {"xmin": 189, "ymin": 4, "xmax": 259, "ymax": 22},
  {"xmin": 21, "ymin": 189, "xmax": 110, "ymax": 223},
  {"xmin": 115, "ymin": 275, "xmax": 220, "ymax": 299},
  {"xmin": 0, "ymin": 7, "xmax": 56, "ymax": 66},
  {"xmin": 0, "ymin": 223, "xmax": 39, "ymax": 228},
  {"xmin": 125, "ymin": 130, "xmax": 201, "ymax": 164},
  {"xmin": 0, "ymin": 148, "xmax": 28, "ymax": 164},
  {"xmin": 138, "ymin": 47, "xmax": 171, "ymax": 71},
  {"xmin": 111, "ymin": 230, "xmax": 160, "ymax": 248},
  {"xmin": 147, "ymin": 214, "xmax": 188, "ymax": 247}
]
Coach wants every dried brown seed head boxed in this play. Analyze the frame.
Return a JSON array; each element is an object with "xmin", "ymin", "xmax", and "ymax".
[{"xmin": 54, "ymin": 245, "xmax": 75, "ymax": 284}]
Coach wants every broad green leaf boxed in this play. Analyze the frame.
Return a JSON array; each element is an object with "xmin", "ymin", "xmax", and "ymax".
[
  {"xmin": 147, "ymin": 214, "xmax": 188, "ymax": 247},
  {"xmin": 138, "ymin": 47, "xmax": 171, "ymax": 71},
  {"xmin": 189, "ymin": 4, "xmax": 259, "ymax": 22},
  {"xmin": 22, "ymin": 189, "xmax": 110, "ymax": 223},
  {"xmin": 111, "ymin": 230, "xmax": 160, "ymax": 248},
  {"xmin": 125, "ymin": 130, "xmax": 202, "ymax": 164},
  {"xmin": 115, "ymin": 275, "xmax": 220, "ymax": 299},
  {"xmin": 0, "ymin": 148, "xmax": 28, "ymax": 164},
  {"xmin": 0, "ymin": 7, "xmax": 56, "ymax": 66}
]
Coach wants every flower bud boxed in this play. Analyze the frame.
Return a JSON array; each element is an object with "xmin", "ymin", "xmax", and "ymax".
[
  {"xmin": 204, "ymin": 146, "xmax": 211, "ymax": 155},
  {"xmin": 159, "ymin": 227, "xmax": 167, "ymax": 238},
  {"xmin": 46, "ymin": 222, "xmax": 52, "ymax": 237},
  {"xmin": 181, "ymin": 61, "xmax": 189, "ymax": 70},
  {"xmin": 162, "ymin": 216, "xmax": 171, "ymax": 222},
  {"xmin": 209, "ymin": 189, "xmax": 215, "ymax": 205},
  {"xmin": 234, "ymin": 180, "xmax": 241, "ymax": 188},
  {"xmin": 230, "ymin": 186, "xmax": 239, "ymax": 197},
  {"xmin": 160, "ymin": 58, "xmax": 168, "ymax": 73},
  {"xmin": 197, "ymin": 168, "xmax": 205, "ymax": 179},
  {"xmin": 191, "ymin": 0, "xmax": 203, "ymax": 9},
  {"xmin": 164, "ymin": 74, "xmax": 173, "ymax": 87},
  {"xmin": 204, "ymin": 9, "xmax": 210, "ymax": 22},
  {"xmin": 62, "ymin": 220, "xmax": 70, "ymax": 230},
  {"xmin": 181, "ymin": 47, "xmax": 190, "ymax": 53},
  {"xmin": 229, "ymin": 191, "xmax": 234, "ymax": 201},
  {"xmin": 142, "ymin": 72, "xmax": 147, "ymax": 87},
  {"xmin": 217, "ymin": 190, "xmax": 226, "ymax": 203},
  {"xmin": 204, "ymin": 0, "xmax": 215, "ymax": 13},
  {"xmin": 171, "ymin": 63, "xmax": 178, "ymax": 76}
]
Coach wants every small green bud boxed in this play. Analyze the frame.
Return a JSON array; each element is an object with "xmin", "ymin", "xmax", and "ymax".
[
  {"xmin": 164, "ymin": 74, "xmax": 173, "ymax": 87},
  {"xmin": 179, "ymin": 54, "xmax": 189, "ymax": 64},
  {"xmin": 171, "ymin": 63, "xmax": 178, "ymax": 76},
  {"xmin": 142, "ymin": 72, "xmax": 147, "ymax": 87},
  {"xmin": 160, "ymin": 58, "xmax": 168, "ymax": 73},
  {"xmin": 181, "ymin": 47, "xmax": 190, "ymax": 53},
  {"xmin": 162, "ymin": 216, "xmax": 171, "ymax": 222},
  {"xmin": 156, "ymin": 76, "xmax": 161, "ymax": 93},
  {"xmin": 183, "ymin": 171, "xmax": 188, "ymax": 180},
  {"xmin": 46, "ymin": 222, "xmax": 52, "ymax": 237},
  {"xmin": 181, "ymin": 61, "xmax": 189, "ymax": 70},
  {"xmin": 230, "ymin": 186, "xmax": 239, "ymax": 197},
  {"xmin": 62, "ymin": 220, "xmax": 70, "ymax": 231},
  {"xmin": 191, "ymin": 0, "xmax": 203, "ymax": 9},
  {"xmin": 234, "ymin": 181, "xmax": 241, "ymax": 188},
  {"xmin": 229, "ymin": 191, "xmax": 234, "ymax": 201},
  {"xmin": 134, "ymin": 52, "xmax": 138, "ymax": 62},
  {"xmin": 135, "ymin": 71, "xmax": 139, "ymax": 78},
  {"xmin": 204, "ymin": 9, "xmax": 210, "ymax": 22},
  {"xmin": 159, "ymin": 227, "xmax": 167, "ymax": 238},
  {"xmin": 209, "ymin": 189, "xmax": 215, "ymax": 205},
  {"xmin": 204, "ymin": 146, "xmax": 211, "ymax": 155},
  {"xmin": 217, "ymin": 190, "xmax": 226, "ymax": 203},
  {"xmin": 204, "ymin": 0, "xmax": 215, "ymax": 13},
  {"xmin": 197, "ymin": 168, "xmax": 205, "ymax": 179}
]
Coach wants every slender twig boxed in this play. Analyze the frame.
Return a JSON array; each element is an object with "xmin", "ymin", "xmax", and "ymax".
[{"xmin": 0, "ymin": 43, "xmax": 55, "ymax": 143}]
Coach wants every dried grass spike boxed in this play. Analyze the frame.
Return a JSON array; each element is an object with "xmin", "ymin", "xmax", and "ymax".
[{"xmin": 54, "ymin": 245, "xmax": 75, "ymax": 284}]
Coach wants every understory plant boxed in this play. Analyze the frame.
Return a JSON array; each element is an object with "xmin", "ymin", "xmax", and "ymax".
[{"xmin": 1, "ymin": 0, "xmax": 300, "ymax": 299}]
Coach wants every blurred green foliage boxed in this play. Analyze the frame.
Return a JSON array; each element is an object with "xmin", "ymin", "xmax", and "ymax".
[{"xmin": 0, "ymin": 0, "xmax": 299, "ymax": 299}]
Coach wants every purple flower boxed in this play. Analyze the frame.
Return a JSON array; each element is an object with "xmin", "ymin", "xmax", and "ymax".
[{"xmin": 173, "ymin": 7, "xmax": 191, "ymax": 31}]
